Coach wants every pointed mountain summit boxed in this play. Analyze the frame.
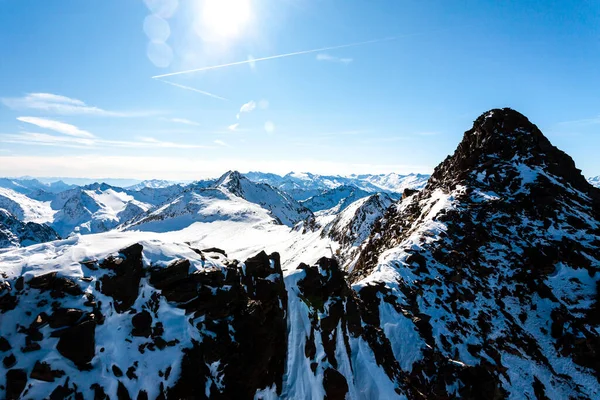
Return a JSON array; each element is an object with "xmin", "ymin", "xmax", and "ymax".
[
  {"xmin": 213, "ymin": 170, "xmax": 313, "ymax": 226},
  {"xmin": 349, "ymin": 108, "xmax": 600, "ymax": 398},
  {"xmin": 429, "ymin": 107, "xmax": 598, "ymax": 200}
]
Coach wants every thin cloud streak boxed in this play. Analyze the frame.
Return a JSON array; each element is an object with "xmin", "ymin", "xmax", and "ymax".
[
  {"xmin": 152, "ymin": 37, "xmax": 396, "ymax": 79},
  {"xmin": 0, "ymin": 132, "xmax": 211, "ymax": 150},
  {"xmin": 168, "ymin": 118, "xmax": 201, "ymax": 126},
  {"xmin": 17, "ymin": 116, "xmax": 95, "ymax": 138},
  {"xmin": 156, "ymin": 79, "xmax": 228, "ymax": 101},
  {"xmin": 316, "ymin": 53, "xmax": 353, "ymax": 64},
  {"xmin": 2, "ymin": 93, "xmax": 155, "ymax": 117}
]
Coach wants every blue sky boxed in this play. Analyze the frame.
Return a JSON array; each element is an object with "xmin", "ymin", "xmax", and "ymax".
[{"xmin": 0, "ymin": 0, "xmax": 599, "ymax": 179}]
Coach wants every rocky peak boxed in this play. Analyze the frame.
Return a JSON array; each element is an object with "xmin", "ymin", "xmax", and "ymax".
[
  {"xmin": 429, "ymin": 108, "xmax": 598, "ymax": 201},
  {"xmin": 214, "ymin": 170, "xmax": 244, "ymax": 197}
]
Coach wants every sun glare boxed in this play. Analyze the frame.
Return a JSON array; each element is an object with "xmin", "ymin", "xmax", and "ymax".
[{"xmin": 201, "ymin": 0, "xmax": 251, "ymax": 39}]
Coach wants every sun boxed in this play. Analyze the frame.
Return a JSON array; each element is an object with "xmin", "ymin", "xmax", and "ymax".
[{"xmin": 200, "ymin": 0, "xmax": 251, "ymax": 39}]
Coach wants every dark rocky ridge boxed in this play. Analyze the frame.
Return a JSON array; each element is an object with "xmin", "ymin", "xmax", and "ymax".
[{"xmin": 350, "ymin": 108, "xmax": 600, "ymax": 397}]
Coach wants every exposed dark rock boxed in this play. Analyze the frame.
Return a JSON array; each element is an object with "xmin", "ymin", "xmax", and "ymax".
[
  {"xmin": 167, "ymin": 251, "xmax": 288, "ymax": 399},
  {"xmin": 30, "ymin": 360, "xmax": 65, "ymax": 382},
  {"xmin": 117, "ymin": 381, "xmax": 131, "ymax": 400},
  {"xmin": 3, "ymin": 353, "xmax": 16, "ymax": 368},
  {"xmin": 90, "ymin": 383, "xmax": 109, "ymax": 400},
  {"xmin": 99, "ymin": 243, "xmax": 144, "ymax": 313},
  {"xmin": 112, "ymin": 365, "xmax": 123, "ymax": 377},
  {"xmin": 402, "ymin": 188, "xmax": 418, "ymax": 199},
  {"xmin": 0, "ymin": 336, "xmax": 11, "ymax": 352},
  {"xmin": 149, "ymin": 259, "xmax": 189, "ymax": 289},
  {"xmin": 131, "ymin": 310, "xmax": 152, "ymax": 337},
  {"xmin": 136, "ymin": 390, "xmax": 149, "ymax": 400},
  {"xmin": 0, "ymin": 293, "xmax": 17, "ymax": 313},
  {"xmin": 48, "ymin": 308, "xmax": 84, "ymax": 328},
  {"xmin": 5, "ymin": 369, "xmax": 27, "ymax": 400},
  {"xmin": 56, "ymin": 320, "xmax": 96, "ymax": 368},
  {"xmin": 28, "ymin": 272, "xmax": 82, "ymax": 298},
  {"xmin": 323, "ymin": 368, "xmax": 349, "ymax": 400}
]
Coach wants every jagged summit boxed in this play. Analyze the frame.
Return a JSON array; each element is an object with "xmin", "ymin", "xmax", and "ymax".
[
  {"xmin": 429, "ymin": 108, "xmax": 598, "ymax": 201},
  {"xmin": 348, "ymin": 110, "xmax": 600, "ymax": 397},
  {"xmin": 213, "ymin": 170, "xmax": 244, "ymax": 196}
]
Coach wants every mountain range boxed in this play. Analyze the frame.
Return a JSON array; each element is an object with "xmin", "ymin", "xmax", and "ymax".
[{"xmin": 0, "ymin": 109, "xmax": 599, "ymax": 399}]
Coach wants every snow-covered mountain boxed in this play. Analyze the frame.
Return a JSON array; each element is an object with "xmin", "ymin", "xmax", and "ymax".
[
  {"xmin": 327, "ymin": 192, "xmax": 394, "ymax": 249},
  {"xmin": 126, "ymin": 179, "xmax": 179, "ymax": 191},
  {"xmin": 0, "ymin": 178, "xmax": 74, "ymax": 195},
  {"xmin": 245, "ymin": 171, "xmax": 429, "ymax": 200},
  {"xmin": 589, "ymin": 175, "xmax": 600, "ymax": 188},
  {"xmin": 300, "ymin": 185, "xmax": 372, "ymax": 214},
  {"xmin": 318, "ymin": 192, "xmax": 394, "ymax": 268},
  {"xmin": 1, "ymin": 109, "xmax": 597, "ymax": 399},
  {"xmin": 0, "ymin": 188, "xmax": 55, "ymax": 224},
  {"xmin": 47, "ymin": 186, "xmax": 153, "ymax": 237},
  {"xmin": 0, "ymin": 184, "xmax": 170, "ymax": 242},
  {"xmin": 0, "ymin": 210, "xmax": 60, "ymax": 248},
  {"xmin": 125, "ymin": 171, "xmax": 313, "ymax": 231},
  {"xmin": 213, "ymin": 171, "xmax": 313, "ymax": 226},
  {"xmin": 349, "ymin": 172, "xmax": 429, "ymax": 193}
]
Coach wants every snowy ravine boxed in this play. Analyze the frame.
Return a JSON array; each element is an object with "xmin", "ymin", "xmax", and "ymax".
[{"xmin": 0, "ymin": 108, "xmax": 599, "ymax": 399}]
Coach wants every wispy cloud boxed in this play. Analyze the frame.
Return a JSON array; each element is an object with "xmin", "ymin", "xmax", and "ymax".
[
  {"xmin": 2, "ymin": 93, "xmax": 153, "ymax": 117},
  {"xmin": 155, "ymin": 79, "xmax": 228, "ymax": 101},
  {"xmin": 167, "ymin": 117, "xmax": 201, "ymax": 126},
  {"xmin": 152, "ymin": 37, "xmax": 395, "ymax": 79},
  {"xmin": 0, "ymin": 132, "xmax": 210, "ymax": 150},
  {"xmin": 240, "ymin": 100, "xmax": 256, "ymax": 114},
  {"xmin": 17, "ymin": 116, "xmax": 95, "ymax": 138},
  {"xmin": 228, "ymin": 123, "xmax": 239, "ymax": 131},
  {"xmin": 316, "ymin": 53, "xmax": 353, "ymax": 64},
  {"xmin": 214, "ymin": 139, "xmax": 229, "ymax": 147},
  {"xmin": 1, "ymin": 132, "xmax": 96, "ymax": 149}
]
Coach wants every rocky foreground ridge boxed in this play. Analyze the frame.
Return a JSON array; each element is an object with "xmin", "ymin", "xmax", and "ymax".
[{"xmin": 0, "ymin": 108, "xmax": 599, "ymax": 399}]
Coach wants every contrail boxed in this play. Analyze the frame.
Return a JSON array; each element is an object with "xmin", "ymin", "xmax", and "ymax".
[
  {"xmin": 152, "ymin": 37, "xmax": 396, "ymax": 79},
  {"xmin": 156, "ymin": 79, "xmax": 228, "ymax": 101}
]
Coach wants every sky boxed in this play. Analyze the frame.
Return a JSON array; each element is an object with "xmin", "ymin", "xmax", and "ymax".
[{"xmin": 0, "ymin": 0, "xmax": 599, "ymax": 180}]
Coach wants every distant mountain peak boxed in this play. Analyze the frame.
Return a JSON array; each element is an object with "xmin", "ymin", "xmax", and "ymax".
[{"xmin": 214, "ymin": 170, "xmax": 244, "ymax": 196}]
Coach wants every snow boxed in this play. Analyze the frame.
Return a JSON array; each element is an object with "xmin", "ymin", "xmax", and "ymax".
[{"xmin": 0, "ymin": 187, "xmax": 55, "ymax": 223}]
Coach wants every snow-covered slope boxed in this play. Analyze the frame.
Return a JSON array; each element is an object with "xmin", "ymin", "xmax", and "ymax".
[
  {"xmin": 123, "ymin": 188, "xmax": 277, "ymax": 232},
  {"xmin": 48, "ymin": 186, "xmax": 153, "ymax": 237},
  {"xmin": 0, "ymin": 178, "xmax": 74, "ymax": 195},
  {"xmin": 300, "ymin": 185, "xmax": 371, "ymax": 214},
  {"xmin": 589, "ymin": 175, "xmax": 600, "ymax": 188},
  {"xmin": 0, "ymin": 188, "xmax": 55, "ymax": 224},
  {"xmin": 327, "ymin": 192, "xmax": 394, "ymax": 250},
  {"xmin": 0, "ymin": 210, "xmax": 60, "ymax": 248},
  {"xmin": 214, "ymin": 171, "xmax": 313, "ymax": 226}
]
